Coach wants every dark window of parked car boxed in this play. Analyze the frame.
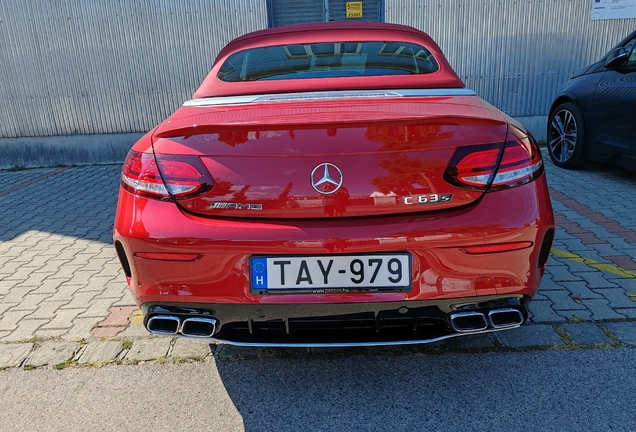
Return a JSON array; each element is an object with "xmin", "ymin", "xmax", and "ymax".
[
  {"xmin": 625, "ymin": 37, "xmax": 636, "ymax": 67},
  {"xmin": 217, "ymin": 41, "xmax": 439, "ymax": 82}
]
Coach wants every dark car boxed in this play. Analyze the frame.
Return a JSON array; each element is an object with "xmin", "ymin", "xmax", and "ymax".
[{"xmin": 547, "ymin": 30, "xmax": 636, "ymax": 170}]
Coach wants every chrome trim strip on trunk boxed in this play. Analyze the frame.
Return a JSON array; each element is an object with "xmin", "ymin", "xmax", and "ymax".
[{"xmin": 182, "ymin": 88, "xmax": 477, "ymax": 107}]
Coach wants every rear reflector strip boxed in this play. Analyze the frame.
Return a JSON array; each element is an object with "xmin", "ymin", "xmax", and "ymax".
[
  {"xmin": 463, "ymin": 242, "xmax": 533, "ymax": 254},
  {"xmin": 134, "ymin": 253, "xmax": 201, "ymax": 261},
  {"xmin": 474, "ymin": 277, "xmax": 521, "ymax": 289}
]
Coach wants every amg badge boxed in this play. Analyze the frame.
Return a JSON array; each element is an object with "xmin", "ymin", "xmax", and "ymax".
[{"xmin": 210, "ymin": 202, "xmax": 263, "ymax": 210}]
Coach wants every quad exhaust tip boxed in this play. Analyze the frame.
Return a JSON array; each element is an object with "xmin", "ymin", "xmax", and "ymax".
[
  {"xmin": 181, "ymin": 317, "xmax": 217, "ymax": 338},
  {"xmin": 450, "ymin": 308, "xmax": 524, "ymax": 333},
  {"xmin": 450, "ymin": 311, "xmax": 488, "ymax": 332},
  {"xmin": 488, "ymin": 308, "xmax": 524, "ymax": 329},
  {"xmin": 146, "ymin": 308, "xmax": 523, "ymax": 339},
  {"xmin": 146, "ymin": 315, "xmax": 217, "ymax": 338},
  {"xmin": 147, "ymin": 315, "xmax": 181, "ymax": 335}
]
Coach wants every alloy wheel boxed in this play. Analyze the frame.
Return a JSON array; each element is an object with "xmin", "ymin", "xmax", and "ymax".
[{"xmin": 549, "ymin": 109, "xmax": 577, "ymax": 163}]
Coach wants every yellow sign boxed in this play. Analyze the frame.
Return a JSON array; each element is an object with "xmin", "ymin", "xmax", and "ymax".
[{"xmin": 346, "ymin": 2, "xmax": 363, "ymax": 19}]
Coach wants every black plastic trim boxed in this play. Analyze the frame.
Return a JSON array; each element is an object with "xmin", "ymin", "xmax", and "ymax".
[
  {"xmin": 142, "ymin": 295, "xmax": 529, "ymax": 345},
  {"xmin": 114, "ymin": 241, "xmax": 132, "ymax": 278},
  {"xmin": 538, "ymin": 228, "xmax": 555, "ymax": 269}
]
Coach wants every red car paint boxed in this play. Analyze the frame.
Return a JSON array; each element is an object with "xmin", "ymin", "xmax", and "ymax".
[
  {"xmin": 193, "ymin": 22, "xmax": 464, "ymax": 98},
  {"xmin": 152, "ymin": 96, "xmax": 508, "ymax": 219},
  {"xmin": 116, "ymin": 179, "xmax": 552, "ymax": 304},
  {"xmin": 114, "ymin": 23, "xmax": 554, "ymax": 346}
]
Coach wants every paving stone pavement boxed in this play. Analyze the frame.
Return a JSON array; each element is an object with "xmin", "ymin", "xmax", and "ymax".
[{"xmin": 0, "ymin": 152, "xmax": 635, "ymax": 368}]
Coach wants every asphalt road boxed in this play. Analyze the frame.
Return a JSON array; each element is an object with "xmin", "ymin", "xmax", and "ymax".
[{"xmin": 0, "ymin": 348, "xmax": 634, "ymax": 432}]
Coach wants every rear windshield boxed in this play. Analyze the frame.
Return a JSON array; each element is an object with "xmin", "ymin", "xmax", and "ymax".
[{"xmin": 218, "ymin": 41, "xmax": 439, "ymax": 82}]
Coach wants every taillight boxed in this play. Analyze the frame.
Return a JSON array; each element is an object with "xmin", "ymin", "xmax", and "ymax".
[
  {"xmin": 121, "ymin": 150, "xmax": 214, "ymax": 200},
  {"xmin": 155, "ymin": 155, "xmax": 214, "ymax": 199},
  {"xmin": 443, "ymin": 134, "xmax": 543, "ymax": 191},
  {"xmin": 443, "ymin": 143, "xmax": 502, "ymax": 190},
  {"xmin": 121, "ymin": 151, "xmax": 169, "ymax": 199},
  {"xmin": 490, "ymin": 135, "xmax": 543, "ymax": 190},
  {"xmin": 445, "ymin": 144, "xmax": 501, "ymax": 189}
]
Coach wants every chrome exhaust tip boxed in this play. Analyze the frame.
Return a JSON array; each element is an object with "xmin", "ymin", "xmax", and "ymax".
[
  {"xmin": 180, "ymin": 317, "xmax": 217, "ymax": 338},
  {"xmin": 488, "ymin": 308, "xmax": 524, "ymax": 329},
  {"xmin": 449, "ymin": 311, "xmax": 488, "ymax": 332},
  {"xmin": 147, "ymin": 315, "xmax": 181, "ymax": 335}
]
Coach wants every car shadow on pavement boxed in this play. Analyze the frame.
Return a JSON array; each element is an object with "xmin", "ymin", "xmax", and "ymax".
[
  {"xmin": 214, "ymin": 348, "xmax": 636, "ymax": 432},
  {"xmin": 0, "ymin": 165, "xmax": 120, "ymax": 243}
]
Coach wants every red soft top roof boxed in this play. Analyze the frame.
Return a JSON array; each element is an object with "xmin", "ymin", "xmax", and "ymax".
[{"xmin": 193, "ymin": 22, "xmax": 465, "ymax": 98}]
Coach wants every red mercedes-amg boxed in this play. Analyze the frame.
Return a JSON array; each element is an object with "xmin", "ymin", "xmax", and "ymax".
[{"xmin": 114, "ymin": 22, "xmax": 554, "ymax": 347}]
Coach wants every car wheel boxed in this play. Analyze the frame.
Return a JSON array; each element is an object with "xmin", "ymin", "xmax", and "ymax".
[{"xmin": 547, "ymin": 102, "xmax": 586, "ymax": 169}]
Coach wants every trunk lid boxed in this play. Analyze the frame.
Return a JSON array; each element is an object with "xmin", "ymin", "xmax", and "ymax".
[{"xmin": 152, "ymin": 96, "xmax": 508, "ymax": 219}]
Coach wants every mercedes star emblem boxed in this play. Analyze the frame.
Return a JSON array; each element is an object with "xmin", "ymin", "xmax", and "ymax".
[{"xmin": 311, "ymin": 163, "xmax": 343, "ymax": 195}]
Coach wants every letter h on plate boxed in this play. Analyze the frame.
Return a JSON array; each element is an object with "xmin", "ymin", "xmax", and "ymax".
[{"xmin": 251, "ymin": 258, "xmax": 268, "ymax": 288}]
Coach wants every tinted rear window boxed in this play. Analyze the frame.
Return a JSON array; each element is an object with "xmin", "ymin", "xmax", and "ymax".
[{"xmin": 218, "ymin": 41, "xmax": 439, "ymax": 82}]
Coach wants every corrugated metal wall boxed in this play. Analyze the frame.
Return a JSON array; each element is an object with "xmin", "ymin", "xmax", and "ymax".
[
  {"xmin": 0, "ymin": 0, "xmax": 267, "ymax": 138},
  {"xmin": 387, "ymin": 0, "xmax": 636, "ymax": 117},
  {"xmin": 268, "ymin": 0, "xmax": 325, "ymax": 27},
  {"xmin": 0, "ymin": 0, "xmax": 635, "ymax": 138},
  {"xmin": 268, "ymin": 0, "xmax": 382, "ymax": 27}
]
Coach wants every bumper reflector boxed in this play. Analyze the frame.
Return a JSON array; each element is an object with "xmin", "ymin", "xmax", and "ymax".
[
  {"xmin": 134, "ymin": 253, "xmax": 201, "ymax": 261},
  {"xmin": 463, "ymin": 241, "xmax": 533, "ymax": 254}
]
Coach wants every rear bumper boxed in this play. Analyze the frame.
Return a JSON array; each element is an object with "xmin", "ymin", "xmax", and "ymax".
[
  {"xmin": 114, "ymin": 175, "xmax": 554, "ymax": 345},
  {"xmin": 142, "ymin": 295, "xmax": 529, "ymax": 347}
]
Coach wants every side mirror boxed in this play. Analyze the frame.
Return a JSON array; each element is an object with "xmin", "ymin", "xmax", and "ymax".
[{"xmin": 605, "ymin": 47, "xmax": 628, "ymax": 69}]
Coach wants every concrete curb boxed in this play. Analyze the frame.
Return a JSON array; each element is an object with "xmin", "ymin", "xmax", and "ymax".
[
  {"xmin": 1, "ymin": 319, "xmax": 634, "ymax": 370},
  {"xmin": 0, "ymin": 133, "xmax": 141, "ymax": 169}
]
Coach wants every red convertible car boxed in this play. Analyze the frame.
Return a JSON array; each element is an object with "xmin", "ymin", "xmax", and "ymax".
[{"xmin": 114, "ymin": 22, "xmax": 554, "ymax": 346}]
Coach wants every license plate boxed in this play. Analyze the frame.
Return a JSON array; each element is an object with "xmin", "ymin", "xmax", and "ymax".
[{"xmin": 250, "ymin": 253, "xmax": 411, "ymax": 293}]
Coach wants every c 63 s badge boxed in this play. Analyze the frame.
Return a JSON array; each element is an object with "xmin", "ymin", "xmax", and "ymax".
[
  {"xmin": 210, "ymin": 202, "xmax": 263, "ymax": 210},
  {"xmin": 403, "ymin": 194, "xmax": 452, "ymax": 205}
]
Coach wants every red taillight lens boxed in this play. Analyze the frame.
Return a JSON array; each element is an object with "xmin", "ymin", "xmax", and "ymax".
[
  {"xmin": 155, "ymin": 156, "xmax": 214, "ymax": 199},
  {"xmin": 121, "ymin": 151, "xmax": 214, "ymax": 200},
  {"xmin": 121, "ymin": 151, "xmax": 169, "ymax": 199},
  {"xmin": 443, "ymin": 134, "xmax": 543, "ymax": 191},
  {"xmin": 490, "ymin": 136, "xmax": 543, "ymax": 189},
  {"xmin": 443, "ymin": 143, "xmax": 502, "ymax": 190},
  {"xmin": 454, "ymin": 147, "xmax": 500, "ymax": 188}
]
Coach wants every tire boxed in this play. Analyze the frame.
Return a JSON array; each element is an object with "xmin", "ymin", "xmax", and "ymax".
[{"xmin": 547, "ymin": 102, "xmax": 587, "ymax": 169}]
